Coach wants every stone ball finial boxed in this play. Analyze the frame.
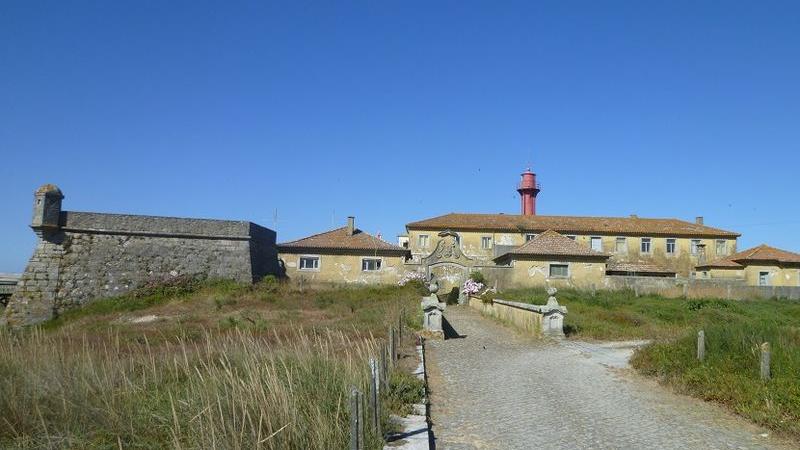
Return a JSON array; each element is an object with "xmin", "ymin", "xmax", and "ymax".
[
  {"xmin": 547, "ymin": 287, "xmax": 557, "ymax": 296},
  {"xmin": 35, "ymin": 184, "xmax": 64, "ymax": 198}
]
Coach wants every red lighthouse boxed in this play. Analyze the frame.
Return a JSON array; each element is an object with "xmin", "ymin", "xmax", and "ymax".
[{"xmin": 517, "ymin": 168, "xmax": 540, "ymax": 215}]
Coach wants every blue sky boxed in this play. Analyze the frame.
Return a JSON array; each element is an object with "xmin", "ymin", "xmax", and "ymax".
[{"xmin": 2, "ymin": 1, "xmax": 799, "ymax": 272}]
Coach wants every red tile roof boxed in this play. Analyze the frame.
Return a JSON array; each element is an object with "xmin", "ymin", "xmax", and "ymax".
[
  {"xmin": 695, "ymin": 259, "xmax": 743, "ymax": 269},
  {"xmin": 278, "ymin": 227, "xmax": 409, "ymax": 255},
  {"xmin": 494, "ymin": 230, "xmax": 610, "ymax": 261},
  {"xmin": 407, "ymin": 213, "xmax": 739, "ymax": 238},
  {"xmin": 697, "ymin": 244, "xmax": 800, "ymax": 269}
]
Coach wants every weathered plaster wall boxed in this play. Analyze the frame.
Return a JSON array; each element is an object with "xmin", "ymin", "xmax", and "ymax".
[
  {"xmin": 279, "ymin": 252, "xmax": 409, "ymax": 285},
  {"xmin": 698, "ymin": 265, "xmax": 800, "ymax": 287},
  {"xmin": 697, "ymin": 267, "xmax": 745, "ymax": 280},
  {"xmin": 407, "ymin": 229, "xmax": 737, "ymax": 276},
  {"xmin": 500, "ymin": 257, "xmax": 606, "ymax": 289},
  {"xmin": 742, "ymin": 265, "xmax": 800, "ymax": 287},
  {"xmin": 6, "ymin": 210, "xmax": 278, "ymax": 326}
]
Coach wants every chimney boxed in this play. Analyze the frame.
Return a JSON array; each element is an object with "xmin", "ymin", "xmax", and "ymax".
[
  {"xmin": 346, "ymin": 216, "xmax": 355, "ymax": 235},
  {"xmin": 695, "ymin": 216, "xmax": 704, "ymax": 225}
]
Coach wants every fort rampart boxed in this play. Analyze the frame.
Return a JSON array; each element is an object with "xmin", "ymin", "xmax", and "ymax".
[{"xmin": 4, "ymin": 185, "xmax": 278, "ymax": 326}]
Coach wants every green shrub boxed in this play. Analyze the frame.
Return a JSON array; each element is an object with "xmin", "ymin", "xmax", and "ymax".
[
  {"xmin": 384, "ymin": 370, "xmax": 425, "ymax": 416},
  {"xmin": 468, "ymin": 271, "xmax": 486, "ymax": 284},
  {"xmin": 446, "ymin": 287, "xmax": 460, "ymax": 305}
]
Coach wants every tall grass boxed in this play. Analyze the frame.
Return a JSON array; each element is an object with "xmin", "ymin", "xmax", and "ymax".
[
  {"xmin": 0, "ymin": 280, "xmax": 427, "ymax": 449},
  {"xmin": 0, "ymin": 327, "xmax": 383, "ymax": 449}
]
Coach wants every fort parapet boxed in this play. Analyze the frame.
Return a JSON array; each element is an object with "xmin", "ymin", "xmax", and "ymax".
[{"xmin": 4, "ymin": 184, "xmax": 278, "ymax": 326}]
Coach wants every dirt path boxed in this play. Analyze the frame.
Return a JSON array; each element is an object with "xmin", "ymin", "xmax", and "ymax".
[{"xmin": 426, "ymin": 306, "xmax": 794, "ymax": 450}]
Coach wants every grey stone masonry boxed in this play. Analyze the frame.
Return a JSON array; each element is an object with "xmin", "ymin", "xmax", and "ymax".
[{"xmin": 4, "ymin": 185, "xmax": 279, "ymax": 326}]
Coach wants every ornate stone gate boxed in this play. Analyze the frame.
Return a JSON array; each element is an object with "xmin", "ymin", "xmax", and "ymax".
[{"xmin": 421, "ymin": 231, "xmax": 476, "ymax": 293}]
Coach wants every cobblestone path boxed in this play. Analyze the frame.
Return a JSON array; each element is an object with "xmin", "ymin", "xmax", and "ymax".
[{"xmin": 426, "ymin": 306, "xmax": 793, "ymax": 450}]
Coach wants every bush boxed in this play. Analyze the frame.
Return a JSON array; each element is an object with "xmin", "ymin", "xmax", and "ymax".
[
  {"xmin": 446, "ymin": 287, "xmax": 460, "ymax": 305},
  {"xmin": 468, "ymin": 271, "xmax": 486, "ymax": 284},
  {"xmin": 480, "ymin": 290, "xmax": 496, "ymax": 304},
  {"xmin": 384, "ymin": 370, "xmax": 425, "ymax": 416}
]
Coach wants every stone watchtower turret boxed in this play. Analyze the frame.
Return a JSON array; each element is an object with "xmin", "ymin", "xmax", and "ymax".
[
  {"xmin": 31, "ymin": 184, "xmax": 64, "ymax": 234},
  {"xmin": 4, "ymin": 184, "xmax": 66, "ymax": 326}
]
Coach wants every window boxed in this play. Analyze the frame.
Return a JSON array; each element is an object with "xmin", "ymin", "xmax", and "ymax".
[
  {"xmin": 615, "ymin": 237, "xmax": 627, "ymax": 253},
  {"xmin": 549, "ymin": 264, "xmax": 569, "ymax": 278},
  {"xmin": 691, "ymin": 239, "xmax": 702, "ymax": 255},
  {"xmin": 666, "ymin": 238, "xmax": 676, "ymax": 255},
  {"xmin": 525, "ymin": 234, "xmax": 536, "ymax": 242},
  {"xmin": 418, "ymin": 234, "xmax": 429, "ymax": 248},
  {"xmin": 481, "ymin": 236, "xmax": 492, "ymax": 249},
  {"xmin": 566, "ymin": 235, "xmax": 577, "ymax": 240},
  {"xmin": 640, "ymin": 238, "xmax": 651, "ymax": 254},
  {"xmin": 361, "ymin": 258, "xmax": 382, "ymax": 271},
  {"xmin": 590, "ymin": 237, "xmax": 602, "ymax": 252},
  {"xmin": 716, "ymin": 240, "xmax": 727, "ymax": 256},
  {"xmin": 759, "ymin": 271, "xmax": 769, "ymax": 286},
  {"xmin": 299, "ymin": 256, "xmax": 319, "ymax": 270}
]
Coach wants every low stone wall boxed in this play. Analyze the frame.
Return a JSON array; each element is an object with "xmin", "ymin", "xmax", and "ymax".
[
  {"xmin": 469, "ymin": 297, "xmax": 543, "ymax": 336},
  {"xmin": 603, "ymin": 276, "xmax": 800, "ymax": 300}
]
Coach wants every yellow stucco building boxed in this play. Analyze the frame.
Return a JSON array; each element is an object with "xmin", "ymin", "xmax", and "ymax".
[
  {"xmin": 278, "ymin": 217, "xmax": 411, "ymax": 285},
  {"xmin": 405, "ymin": 213, "xmax": 740, "ymax": 278},
  {"xmin": 696, "ymin": 245, "xmax": 800, "ymax": 287},
  {"xmin": 493, "ymin": 230, "xmax": 609, "ymax": 288}
]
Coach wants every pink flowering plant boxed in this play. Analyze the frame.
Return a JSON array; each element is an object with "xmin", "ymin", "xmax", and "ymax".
[
  {"xmin": 398, "ymin": 271, "xmax": 427, "ymax": 286},
  {"xmin": 462, "ymin": 279, "xmax": 484, "ymax": 296}
]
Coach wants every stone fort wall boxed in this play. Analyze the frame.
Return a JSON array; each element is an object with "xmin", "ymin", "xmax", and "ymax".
[{"xmin": 5, "ymin": 186, "xmax": 278, "ymax": 326}]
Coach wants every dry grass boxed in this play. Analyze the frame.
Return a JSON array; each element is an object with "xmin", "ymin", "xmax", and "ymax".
[{"xmin": 0, "ymin": 279, "xmax": 426, "ymax": 449}]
